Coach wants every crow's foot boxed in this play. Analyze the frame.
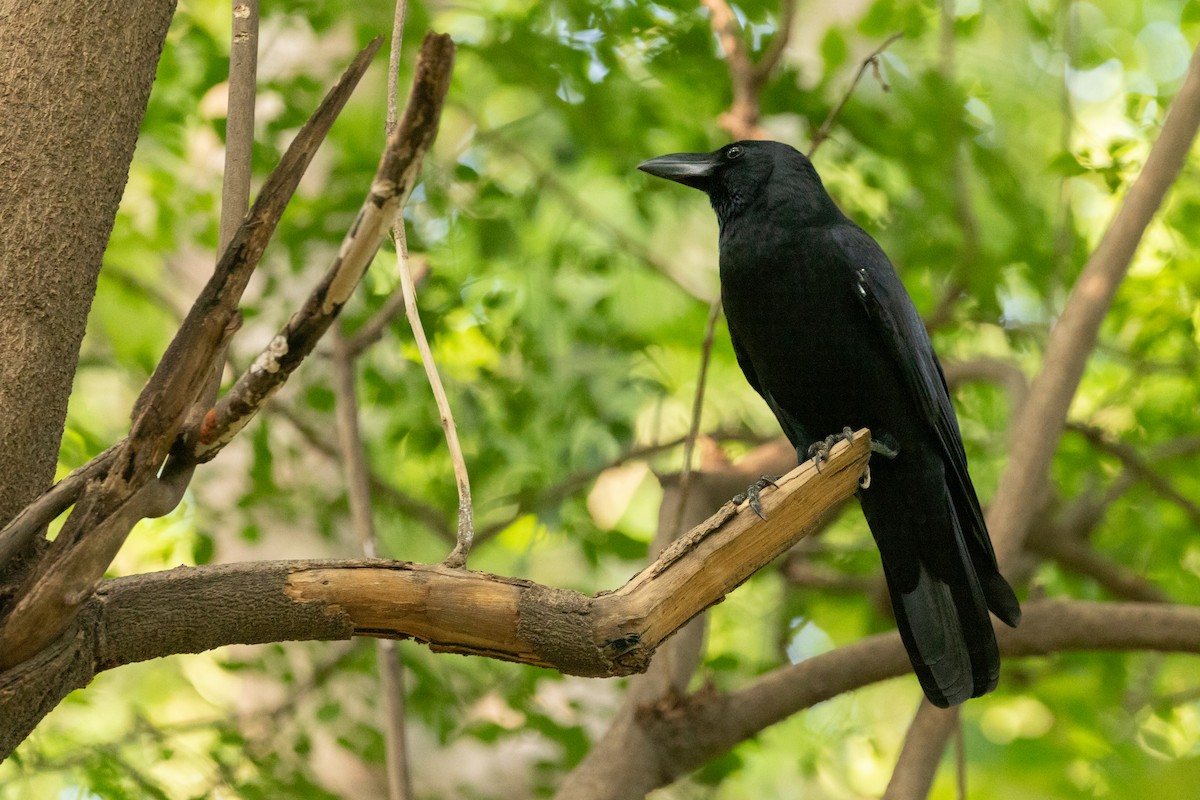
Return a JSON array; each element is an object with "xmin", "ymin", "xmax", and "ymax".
[
  {"xmin": 732, "ymin": 475, "xmax": 779, "ymax": 520},
  {"xmin": 807, "ymin": 427, "xmax": 856, "ymax": 473}
]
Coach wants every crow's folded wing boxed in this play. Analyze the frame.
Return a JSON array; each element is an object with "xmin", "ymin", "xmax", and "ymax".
[{"xmin": 829, "ymin": 225, "xmax": 1019, "ymax": 625}]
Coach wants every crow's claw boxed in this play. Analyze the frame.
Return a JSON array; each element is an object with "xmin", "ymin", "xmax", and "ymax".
[
  {"xmin": 808, "ymin": 427, "xmax": 856, "ymax": 473},
  {"xmin": 732, "ymin": 475, "xmax": 779, "ymax": 520}
]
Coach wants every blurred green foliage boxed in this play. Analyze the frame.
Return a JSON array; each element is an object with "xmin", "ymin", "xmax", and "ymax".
[{"xmin": 4, "ymin": 0, "xmax": 1200, "ymax": 797}]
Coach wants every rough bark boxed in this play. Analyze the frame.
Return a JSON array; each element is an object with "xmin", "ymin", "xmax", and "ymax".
[{"xmin": 0, "ymin": 1, "xmax": 177, "ymax": 526}]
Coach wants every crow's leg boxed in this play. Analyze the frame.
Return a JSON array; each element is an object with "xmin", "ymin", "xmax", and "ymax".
[
  {"xmin": 871, "ymin": 433, "xmax": 900, "ymax": 459},
  {"xmin": 860, "ymin": 432, "xmax": 901, "ymax": 489},
  {"xmin": 732, "ymin": 475, "xmax": 779, "ymax": 521}
]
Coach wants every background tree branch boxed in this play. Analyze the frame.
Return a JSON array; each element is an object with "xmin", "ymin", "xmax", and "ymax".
[{"xmin": 885, "ymin": 36, "xmax": 1200, "ymax": 800}]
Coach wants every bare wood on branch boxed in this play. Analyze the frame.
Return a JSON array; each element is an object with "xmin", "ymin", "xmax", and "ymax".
[{"xmin": 0, "ymin": 433, "xmax": 868, "ymax": 757}]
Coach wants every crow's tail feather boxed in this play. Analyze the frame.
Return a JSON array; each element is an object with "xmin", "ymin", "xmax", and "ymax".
[{"xmin": 882, "ymin": 552, "xmax": 999, "ymax": 708}]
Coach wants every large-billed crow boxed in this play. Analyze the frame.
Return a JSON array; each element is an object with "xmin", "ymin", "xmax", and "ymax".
[{"xmin": 638, "ymin": 140, "xmax": 1020, "ymax": 707}]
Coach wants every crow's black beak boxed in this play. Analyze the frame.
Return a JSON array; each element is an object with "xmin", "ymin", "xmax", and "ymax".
[{"xmin": 637, "ymin": 151, "xmax": 718, "ymax": 191}]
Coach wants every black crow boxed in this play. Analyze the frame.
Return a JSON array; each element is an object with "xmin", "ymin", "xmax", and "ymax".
[{"xmin": 638, "ymin": 140, "xmax": 1020, "ymax": 707}]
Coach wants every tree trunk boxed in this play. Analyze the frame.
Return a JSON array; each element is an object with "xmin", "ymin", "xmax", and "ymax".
[{"xmin": 0, "ymin": 1, "xmax": 177, "ymax": 527}]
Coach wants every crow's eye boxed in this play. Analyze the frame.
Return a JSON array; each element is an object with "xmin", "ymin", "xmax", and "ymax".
[{"xmin": 726, "ymin": 145, "xmax": 744, "ymax": 160}]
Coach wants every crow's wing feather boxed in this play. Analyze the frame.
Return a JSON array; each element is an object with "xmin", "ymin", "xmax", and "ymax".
[{"xmin": 828, "ymin": 225, "xmax": 1012, "ymax": 600}]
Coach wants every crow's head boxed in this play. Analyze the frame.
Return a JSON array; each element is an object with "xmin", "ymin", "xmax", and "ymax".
[{"xmin": 638, "ymin": 140, "xmax": 838, "ymax": 229}]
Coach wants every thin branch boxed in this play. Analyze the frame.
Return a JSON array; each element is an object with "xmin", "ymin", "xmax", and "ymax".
[
  {"xmin": 192, "ymin": 33, "xmax": 455, "ymax": 464},
  {"xmin": 393, "ymin": 231, "xmax": 475, "ymax": 568},
  {"xmin": 671, "ymin": 298, "xmax": 724, "ymax": 536},
  {"xmin": 752, "ymin": 0, "xmax": 797, "ymax": 81},
  {"xmin": 1028, "ymin": 532, "xmax": 1170, "ymax": 603},
  {"xmin": 376, "ymin": 639, "xmax": 412, "ymax": 800},
  {"xmin": 218, "ymin": 0, "xmax": 259, "ymax": 257},
  {"xmin": 807, "ymin": 33, "xmax": 904, "ymax": 157},
  {"xmin": 273, "ymin": 403, "xmax": 455, "ymax": 543},
  {"xmin": 470, "ymin": 119, "xmax": 715, "ymax": 301},
  {"xmin": 374, "ymin": 8, "xmax": 417, "ymax": 794},
  {"xmin": 344, "ymin": 257, "xmax": 428, "ymax": 356},
  {"xmin": 384, "ymin": 23, "xmax": 473, "ymax": 569},
  {"xmin": 332, "ymin": 332, "xmax": 380, "ymax": 559},
  {"xmin": 1068, "ymin": 422, "xmax": 1200, "ymax": 530},
  {"xmin": 387, "ymin": 0, "xmax": 411, "ymax": 137},
  {"xmin": 332, "ymin": 325, "xmax": 413, "ymax": 800}
]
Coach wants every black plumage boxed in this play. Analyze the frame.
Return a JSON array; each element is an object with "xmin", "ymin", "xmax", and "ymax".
[{"xmin": 638, "ymin": 140, "xmax": 1020, "ymax": 707}]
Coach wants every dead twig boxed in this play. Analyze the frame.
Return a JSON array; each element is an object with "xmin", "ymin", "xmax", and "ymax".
[
  {"xmin": 392, "ymin": 229, "xmax": 475, "ymax": 568},
  {"xmin": 808, "ymin": 33, "xmax": 904, "ymax": 157},
  {"xmin": 192, "ymin": 34, "xmax": 455, "ymax": 464},
  {"xmin": 672, "ymin": 298, "xmax": 724, "ymax": 536}
]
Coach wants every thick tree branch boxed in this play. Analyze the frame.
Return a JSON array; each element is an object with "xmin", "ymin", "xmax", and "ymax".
[
  {"xmin": 0, "ymin": 432, "xmax": 869, "ymax": 758},
  {"xmin": 884, "ymin": 705, "xmax": 960, "ymax": 800},
  {"xmin": 989, "ymin": 42, "xmax": 1200, "ymax": 568},
  {"xmin": 702, "ymin": 0, "xmax": 796, "ymax": 140}
]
